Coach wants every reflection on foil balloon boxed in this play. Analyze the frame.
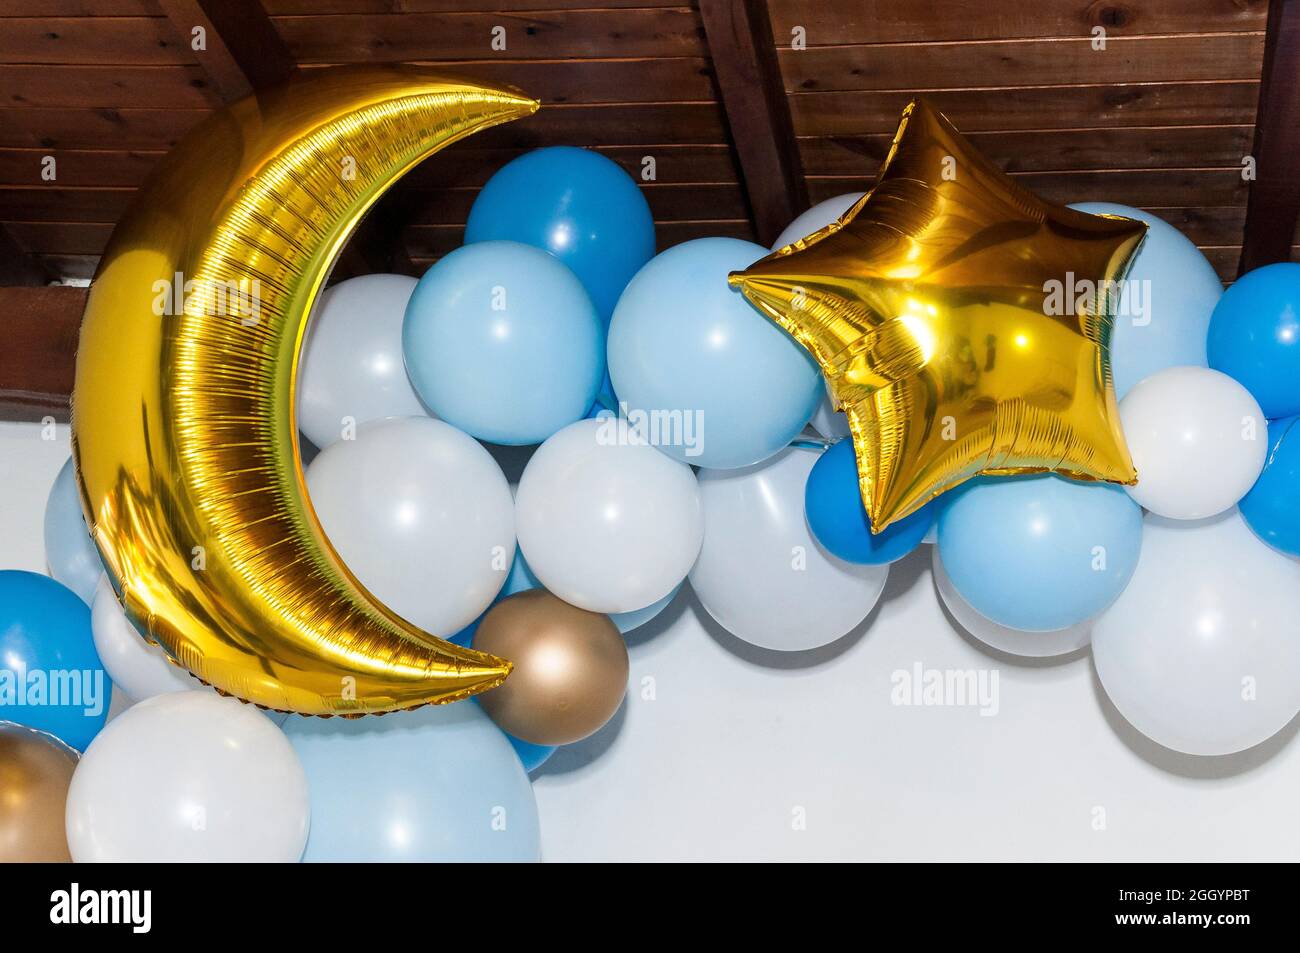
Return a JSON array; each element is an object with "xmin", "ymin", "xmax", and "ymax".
[
  {"xmin": 72, "ymin": 67, "xmax": 539, "ymax": 714},
  {"xmin": 730, "ymin": 99, "xmax": 1145, "ymax": 530}
]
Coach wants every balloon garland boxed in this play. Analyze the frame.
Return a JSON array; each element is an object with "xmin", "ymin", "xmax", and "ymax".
[{"xmin": 4, "ymin": 72, "xmax": 1300, "ymax": 862}]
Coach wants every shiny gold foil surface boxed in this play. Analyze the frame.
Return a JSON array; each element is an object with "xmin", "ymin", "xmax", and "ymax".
[
  {"xmin": 72, "ymin": 67, "xmax": 538, "ymax": 714},
  {"xmin": 731, "ymin": 99, "xmax": 1144, "ymax": 531}
]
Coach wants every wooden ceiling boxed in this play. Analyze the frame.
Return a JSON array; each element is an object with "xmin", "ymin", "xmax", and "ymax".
[{"xmin": 2, "ymin": 0, "xmax": 1297, "ymax": 288}]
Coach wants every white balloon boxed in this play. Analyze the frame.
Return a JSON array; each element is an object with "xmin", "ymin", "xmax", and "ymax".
[
  {"xmin": 297, "ymin": 274, "xmax": 429, "ymax": 450},
  {"xmin": 1120, "ymin": 366, "xmax": 1266, "ymax": 520},
  {"xmin": 91, "ymin": 576, "xmax": 201, "ymax": 702},
  {"xmin": 515, "ymin": 418, "xmax": 702, "ymax": 614},
  {"xmin": 306, "ymin": 416, "xmax": 515, "ymax": 635},
  {"xmin": 1093, "ymin": 510, "xmax": 1300, "ymax": 756},
  {"xmin": 65, "ymin": 692, "xmax": 310, "ymax": 862},
  {"xmin": 932, "ymin": 547, "xmax": 1091, "ymax": 658},
  {"xmin": 690, "ymin": 447, "xmax": 888, "ymax": 650},
  {"xmin": 772, "ymin": 193, "xmax": 865, "ymax": 250}
]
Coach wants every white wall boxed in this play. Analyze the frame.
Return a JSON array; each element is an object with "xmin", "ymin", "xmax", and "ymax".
[{"xmin": 5, "ymin": 420, "xmax": 1297, "ymax": 861}]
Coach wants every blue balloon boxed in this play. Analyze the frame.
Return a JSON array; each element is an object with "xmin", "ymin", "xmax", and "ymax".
[
  {"xmin": 404, "ymin": 240, "xmax": 603, "ymax": 445},
  {"xmin": 937, "ymin": 475, "xmax": 1142, "ymax": 631},
  {"xmin": 607, "ymin": 238, "xmax": 822, "ymax": 469},
  {"xmin": 43, "ymin": 457, "xmax": 101, "ymax": 604},
  {"xmin": 0, "ymin": 570, "xmax": 110, "ymax": 751},
  {"xmin": 285, "ymin": 702, "xmax": 540, "ymax": 862},
  {"xmin": 805, "ymin": 439, "xmax": 934, "ymax": 564},
  {"xmin": 1069, "ymin": 203, "xmax": 1222, "ymax": 398},
  {"xmin": 500, "ymin": 545, "xmax": 542, "ymax": 599},
  {"xmin": 1207, "ymin": 262, "xmax": 1300, "ymax": 419},
  {"xmin": 1240, "ymin": 415, "xmax": 1300, "ymax": 556},
  {"xmin": 507, "ymin": 735, "xmax": 555, "ymax": 773},
  {"xmin": 465, "ymin": 146, "xmax": 655, "ymax": 324}
]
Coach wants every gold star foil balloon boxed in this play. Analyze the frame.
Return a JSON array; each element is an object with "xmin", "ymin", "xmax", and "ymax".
[
  {"xmin": 730, "ymin": 99, "xmax": 1145, "ymax": 531},
  {"xmin": 73, "ymin": 67, "xmax": 538, "ymax": 714}
]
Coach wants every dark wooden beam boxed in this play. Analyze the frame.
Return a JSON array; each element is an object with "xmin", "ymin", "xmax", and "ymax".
[
  {"xmin": 0, "ymin": 286, "xmax": 85, "ymax": 422},
  {"xmin": 1240, "ymin": 0, "xmax": 1300, "ymax": 275},
  {"xmin": 0, "ymin": 223, "xmax": 54, "ymax": 286},
  {"xmin": 156, "ymin": 0, "xmax": 294, "ymax": 101},
  {"xmin": 699, "ymin": 0, "xmax": 808, "ymax": 246}
]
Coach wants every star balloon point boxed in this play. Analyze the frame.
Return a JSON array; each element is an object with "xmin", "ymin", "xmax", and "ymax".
[{"xmin": 730, "ymin": 98, "xmax": 1144, "ymax": 530}]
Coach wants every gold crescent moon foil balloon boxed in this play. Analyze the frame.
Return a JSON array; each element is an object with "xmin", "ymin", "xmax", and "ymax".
[
  {"xmin": 730, "ymin": 99, "xmax": 1145, "ymax": 531},
  {"xmin": 72, "ymin": 67, "xmax": 539, "ymax": 714}
]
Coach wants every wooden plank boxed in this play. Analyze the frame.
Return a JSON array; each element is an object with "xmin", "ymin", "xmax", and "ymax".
[
  {"xmin": 157, "ymin": 0, "xmax": 295, "ymax": 101},
  {"xmin": 1240, "ymin": 0, "xmax": 1300, "ymax": 273},
  {"xmin": 0, "ymin": 2, "xmax": 162, "ymax": 13},
  {"xmin": 0, "ymin": 148, "xmax": 165, "ymax": 187},
  {"xmin": 0, "ymin": 101, "xmax": 730, "ymax": 151},
  {"xmin": 1208, "ymin": 244, "xmax": 1300, "ymax": 279},
  {"xmin": 272, "ymin": 9, "xmax": 707, "ymax": 63},
  {"xmin": 699, "ymin": 0, "xmax": 807, "ymax": 245},
  {"xmin": 0, "ymin": 58, "xmax": 714, "ymax": 109},
  {"xmin": 808, "ymin": 168, "xmax": 1250, "ymax": 208},
  {"xmin": 0, "ymin": 64, "xmax": 220, "ymax": 109},
  {"xmin": 264, "ymin": 1, "xmax": 687, "ymax": 11},
  {"xmin": 0, "ymin": 107, "xmax": 208, "ymax": 149},
  {"xmin": 789, "ymin": 83, "xmax": 1261, "ymax": 135},
  {"xmin": 767, "ymin": 0, "xmax": 1268, "ymax": 44},
  {"xmin": 0, "ymin": 286, "xmax": 85, "ymax": 423},
  {"xmin": 0, "ymin": 143, "xmax": 738, "ymax": 190},
  {"xmin": 800, "ymin": 125, "xmax": 1255, "ymax": 175},
  {"xmin": 0, "ymin": 18, "xmax": 193, "ymax": 65},
  {"xmin": 1136, "ymin": 206, "xmax": 1247, "ymax": 245},
  {"xmin": 473, "ymin": 103, "xmax": 730, "ymax": 148},
  {"xmin": 779, "ymin": 34, "xmax": 1265, "ymax": 93},
  {"xmin": 300, "ymin": 57, "xmax": 716, "ymax": 105}
]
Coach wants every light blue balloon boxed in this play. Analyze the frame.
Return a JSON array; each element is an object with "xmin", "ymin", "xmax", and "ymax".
[
  {"xmin": 43, "ymin": 457, "xmax": 101, "ymax": 604},
  {"xmin": 465, "ymin": 146, "xmax": 655, "ymax": 324},
  {"xmin": 937, "ymin": 475, "xmax": 1142, "ymax": 632},
  {"xmin": 500, "ymin": 547, "xmax": 677, "ymax": 634},
  {"xmin": 404, "ymin": 240, "xmax": 604, "ymax": 446},
  {"xmin": 607, "ymin": 238, "xmax": 822, "ymax": 469},
  {"xmin": 285, "ymin": 702, "xmax": 540, "ymax": 862},
  {"xmin": 1069, "ymin": 203, "xmax": 1222, "ymax": 398}
]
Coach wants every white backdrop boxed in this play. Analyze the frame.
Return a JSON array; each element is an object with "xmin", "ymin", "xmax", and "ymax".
[{"xmin": 5, "ymin": 419, "xmax": 1298, "ymax": 862}]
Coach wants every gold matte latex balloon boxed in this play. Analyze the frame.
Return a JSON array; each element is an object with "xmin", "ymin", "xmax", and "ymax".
[
  {"xmin": 72, "ymin": 67, "xmax": 539, "ymax": 714},
  {"xmin": 0, "ymin": 723, "xmax": 78, "ymax": 862},
  {"xmin": 474, "ymin": 591, "xmax": 628, "ymax": 746},
  {"xmin": 730, "ymin": 99, "xmax": 1144, "ymax": 531}
]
